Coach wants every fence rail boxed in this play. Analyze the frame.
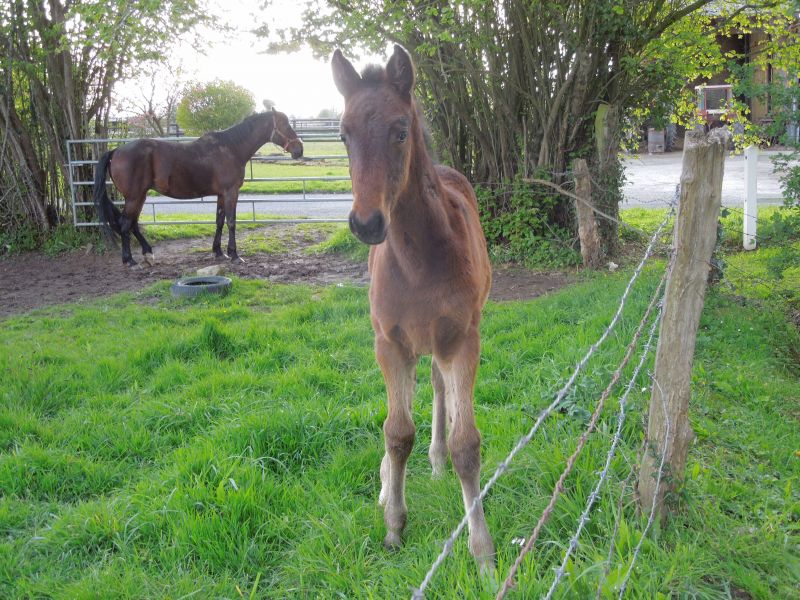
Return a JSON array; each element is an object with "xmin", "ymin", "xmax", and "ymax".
[{"xmin": 66, "ymin": 131, "xmax": 351, "ymax": 228}]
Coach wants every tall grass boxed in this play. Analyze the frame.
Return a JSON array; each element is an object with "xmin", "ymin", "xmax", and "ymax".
[{"xmin": 1, "ymin": 259, "xmax": 797, "ymax": 598}]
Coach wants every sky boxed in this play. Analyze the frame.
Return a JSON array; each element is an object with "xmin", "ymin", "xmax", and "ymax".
[{"xmin": 116, "ymin": 0, "xmax": 383, "ymax": 120}]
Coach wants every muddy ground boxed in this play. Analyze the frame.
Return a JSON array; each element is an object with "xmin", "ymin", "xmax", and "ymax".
[{"xmin": 0, "ymin": 224, "xmax": 574, "ymax": 318}]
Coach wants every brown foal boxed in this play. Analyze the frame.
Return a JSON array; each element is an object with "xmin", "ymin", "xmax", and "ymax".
[{"xmin": 332, "ymin": 45, "xmax": 494, "ymax": 570}]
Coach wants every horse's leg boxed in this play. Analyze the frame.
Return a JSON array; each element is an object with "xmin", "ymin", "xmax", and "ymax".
[
  {"xmin": 212, "ymin": 196, "xmax": 227, "ymax": 259},
  {"xmin": 375, "ymin": 334, "xmax": 416, "ymax": 549},
  {"xmin": 119, "ymin": 208, "xmax": 136, "ymax": 267},
  {"xmin": 429, "ymin": 358, "xmax": 448, "ymax": 477},
  {"xmin": 224, "ymin": 191, "xmax": 243, "ymax": 263},
  {"xmin": 438, "ymin": 330, "xmax": 495, "ymax": 572},
  {"xmin": 131, "ymin": 222, "xmax": 154, "ymax": 266}
]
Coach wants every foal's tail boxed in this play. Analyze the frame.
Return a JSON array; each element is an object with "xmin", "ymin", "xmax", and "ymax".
[{"xmin": 92, "ymin": 149, "xmax": 121, "ymax": 241}]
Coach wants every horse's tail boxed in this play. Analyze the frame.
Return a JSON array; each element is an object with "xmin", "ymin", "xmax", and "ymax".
[{"xmin": 92, "ymin": 149, "xmax": 121, "ymax": 241}]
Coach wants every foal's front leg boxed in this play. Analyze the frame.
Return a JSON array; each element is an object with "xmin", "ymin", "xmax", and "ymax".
[
  {"xmin": 429, "ymin": 359, "xmax": 448, "ymax": 477},
  {"xmin": 438, "ymin": 330, "xmax": 495, "ymax": 572},
  {"xmin": 375, "ymin": 334, "xmax": 416, "ymax": 549}
]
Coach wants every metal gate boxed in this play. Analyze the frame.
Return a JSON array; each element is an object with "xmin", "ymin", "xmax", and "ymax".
[{"xmin": 67, "ymin": 122, "xmax": 351, "ymax": 228}]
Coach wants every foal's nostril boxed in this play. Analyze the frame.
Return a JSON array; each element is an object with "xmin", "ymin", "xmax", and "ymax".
[{"xmin": 349, "ymin": 210, "xmax": 386, "ymax": 244}]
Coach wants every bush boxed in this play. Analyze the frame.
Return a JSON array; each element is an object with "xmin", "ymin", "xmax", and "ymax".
[
  {"xmin": 176, "ymin": 80, "xmax": 255, "ymax": 136},
  {"xmin": 477, "ymin": 177, "xmax": 580, "ymax": 269}
]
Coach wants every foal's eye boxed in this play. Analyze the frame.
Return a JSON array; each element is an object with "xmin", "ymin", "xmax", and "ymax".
[
  {"xmin": 397, "ymin": 130, "xmax": 408, "ymax": 143},
  {"xmin": 340, "ymin": 133, "xmax": 347, "ymax": 144}
]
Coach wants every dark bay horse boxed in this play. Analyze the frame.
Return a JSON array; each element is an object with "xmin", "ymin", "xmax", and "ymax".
[
  {"xmin": 93, "ymin": 109, "xmax": 303, "ymax": 266},
  {"xmin": 332, "ymin": 46, "xmax": 494, "ymax": 571}
]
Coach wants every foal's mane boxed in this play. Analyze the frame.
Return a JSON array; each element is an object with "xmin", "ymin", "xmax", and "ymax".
[{"xmin": 210, "ymin": 112, "xmax": 268, "ymax": 147}]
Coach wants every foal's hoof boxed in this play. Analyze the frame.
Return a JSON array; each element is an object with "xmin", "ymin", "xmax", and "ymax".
[
  {"xmin": 383, "ymin": 531, "xmax": 403, "ymax": 551},
  {"xmin": 213, "ymin": 251, "xmax": 229, "ymax": 261},
  {"xmin": 142, "ymin": 253, "xmax": 155, "ymax": 266},
  {"xmin": 230, "ymin": 255, "xmax": 245, "ymax": 264}
]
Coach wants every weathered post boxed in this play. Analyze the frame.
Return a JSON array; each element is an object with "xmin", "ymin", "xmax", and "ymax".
[
  {"xmin": 743, "ymin": 145, "xmax": 758, "ymax": 250},
  {"xmin": 573, "ymin": 158, "xmax": 603, "ymax": 268},
  {"xmin": 637, "ymin": 128, "xmax": 730, "ymax": 520}
]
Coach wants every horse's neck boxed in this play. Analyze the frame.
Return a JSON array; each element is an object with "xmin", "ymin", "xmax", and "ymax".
[
  {"xmin": 388, "ymin": 151, "xmax": 450, "ymax": 257},
  {"xmin": 232, "ymin": 118, "xmax": 273, "ymax": 163}
]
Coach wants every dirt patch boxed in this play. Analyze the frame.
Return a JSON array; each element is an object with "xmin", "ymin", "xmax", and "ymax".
[{"xmin": 0, "ymin": 224, "xmax": 574, "ymax": 318}]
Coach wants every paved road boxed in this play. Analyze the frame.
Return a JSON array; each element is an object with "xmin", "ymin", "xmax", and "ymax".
[
  {"xmin": 143, "ymin": 150, "xmax": 790, "ymax": 220},
  {"xmin": 621, "ymin": 150, "xmax": 786, "ymax": 207}
]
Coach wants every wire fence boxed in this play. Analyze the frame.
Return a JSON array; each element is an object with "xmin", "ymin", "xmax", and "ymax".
[{"xmin": 411, "ymin": 196, "xmax": 678, "ymax": 599}]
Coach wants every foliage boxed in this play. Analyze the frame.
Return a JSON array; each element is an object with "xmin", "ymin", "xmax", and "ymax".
[
  {"xmin": 259, "ymin": 0, "xmax": 799, "ymax": 261},
  {"xmin": 477, "ymin": 179, "xmax": 581, "ymax": 268},
  {"xmin": 176, "ymin": 80, "xmax": 256, "ymax": 136},
  {"xmin": 0, "ymin": 263, "xmax": 797, "ymax": 597},
  {"xmin": 0, "ymin": 0, "xmax": 206, "ymax": 238}
]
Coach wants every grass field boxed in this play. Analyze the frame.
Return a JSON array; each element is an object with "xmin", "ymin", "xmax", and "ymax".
[
  {"xmin": 1, "ymin": 209, "xmax": 798, "ymax": 598},
  {"xmin": 239, "ymin": 139, "xmax": 350, "ymax": 194}
]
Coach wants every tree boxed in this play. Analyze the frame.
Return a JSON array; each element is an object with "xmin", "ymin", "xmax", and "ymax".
[
  {"xmin": 0, "ymin": 0, "xmax": 205, "ymax": 236},
  {"xmin": 115, "ymin": 60, "xmax": 188, "ymax": 137},
  {"xmin": 259, "ymin": 0, "xmax": 798, "ymax": 259},
  {"xmin": 176, "ymin": 80, "xmax": 256, "ymax": 136}
]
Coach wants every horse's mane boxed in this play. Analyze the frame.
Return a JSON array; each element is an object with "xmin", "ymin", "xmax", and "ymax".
[
  {"xmin": 361, "ymin": 64, "xmax": 386, "ymax": 85},
  {"xmin": 209, "ymin": 112, "xmax": 267, "ymax": 147}
]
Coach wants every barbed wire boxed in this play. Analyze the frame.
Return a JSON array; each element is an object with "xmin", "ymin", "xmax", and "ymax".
[
  {"xmin": 616, "ymin": 372, "xmax": 672, "ymax": 597},
  {"xmin": 497, "ymin": 267, "xmax": 668, "ymax": 598},
  {"xmin": 594, "ymin": 471, "xmax": 634, "ymax": 600},
  {"xmin": 410, "ymin": 198, "xmax": 677, "ymax": 600},
  {"xmin": 544, "ymin": 287, "xmax": 666, "ymax": 600}
]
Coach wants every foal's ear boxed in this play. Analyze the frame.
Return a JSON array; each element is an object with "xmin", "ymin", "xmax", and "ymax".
[
  {"xmin": 386, "ymin": 44, "xmax": 414, "ymax": 99},
  {"xmin": 331, "ymin": 49, "xmax": 362, "ymax": 99}
]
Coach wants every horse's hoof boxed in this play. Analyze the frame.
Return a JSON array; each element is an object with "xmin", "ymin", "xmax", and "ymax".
[
  {"xmin": 383, "ymin": 531, "xmax": 403, "ymax": 551},
  {"xmin": 214, "ymin": 253, "xmax": 229, "ymax": 261},
  {"xmin": 142, "ymin": 253, "xmax": 155, "ymax": 266},
  {"xmin": 129, "ymin": 263, "xmax": 143, "ymax": 271},
  {"xmin": 230, "ymin": 255, "xmax": 245, "ymax": 264}
]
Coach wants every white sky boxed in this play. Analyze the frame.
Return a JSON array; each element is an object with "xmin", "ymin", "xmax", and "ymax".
[{"xmin": 116, "ymin": 0, "xmax": 384, "ymax": 119}]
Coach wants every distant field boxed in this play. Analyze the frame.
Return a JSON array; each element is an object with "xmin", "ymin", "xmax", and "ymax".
[{"xmin": 244, "ymin": 139, "xmax": 350, "ymax": 194}]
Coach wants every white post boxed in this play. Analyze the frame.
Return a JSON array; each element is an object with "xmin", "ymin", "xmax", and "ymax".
[{"xmin": 743, "ymin": 145, "xmax": 758, "ymax": 250}]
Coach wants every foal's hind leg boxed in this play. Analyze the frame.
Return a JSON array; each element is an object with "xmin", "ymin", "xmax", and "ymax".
[
  {"xmin": 375, "ymin": 334, "xmax": 416, "ymax": 549},
  {"xmin": 429, "ymin": 359, "xmax": 448, "ymax": 477},
  {"xmin": 438, "ymin": 330, "xmax": 495, "ymax": 572}
]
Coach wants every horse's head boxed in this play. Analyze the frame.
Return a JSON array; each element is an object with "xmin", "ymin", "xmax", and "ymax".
[
  {"xmin": 332, "ymin": 45, "xmax": 417, "ymax": 245},
  {"xmin": 270, "ymin": 109, "xmax": 304, "ymax": 159}
]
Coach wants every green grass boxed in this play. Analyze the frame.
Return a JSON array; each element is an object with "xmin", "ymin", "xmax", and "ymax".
[
  {"xmin": 308, "ymin": 224, "xmax": 370, "ymax": 261},
  {"xmin": 1, "ymin": 249, "xmax": 797, "ymax": 597},
  {"xmin": 242, "ymin": 140, "xmax": 350, "ymax": 194}
]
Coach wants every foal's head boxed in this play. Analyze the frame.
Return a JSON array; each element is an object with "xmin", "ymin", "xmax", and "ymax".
[
  {"xmin": 332, "ymin": 45, "xmax": 419, "ymax": 245},
  {"xmin": 270, "ymin": 109, "xmax": 304, "ymax": 159}
]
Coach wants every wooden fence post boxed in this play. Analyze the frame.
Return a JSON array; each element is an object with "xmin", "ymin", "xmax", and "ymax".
[
  {"xmin": 573, "ymin": 158, "xmax": 602, "ymax": 268},
  {"xmin": 637, "ymin": 128, "xmax": 730, "ymax": 521}
]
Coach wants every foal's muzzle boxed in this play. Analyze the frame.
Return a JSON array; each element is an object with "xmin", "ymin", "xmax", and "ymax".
[{"xmin": 349, "ymin": 209, "xmax": 386, "ymax": 245}]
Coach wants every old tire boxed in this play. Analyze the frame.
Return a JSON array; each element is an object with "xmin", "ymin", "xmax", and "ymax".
[{"xmin": 170, "ymin": 275, "xmax": 232, "ymax": 298}]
